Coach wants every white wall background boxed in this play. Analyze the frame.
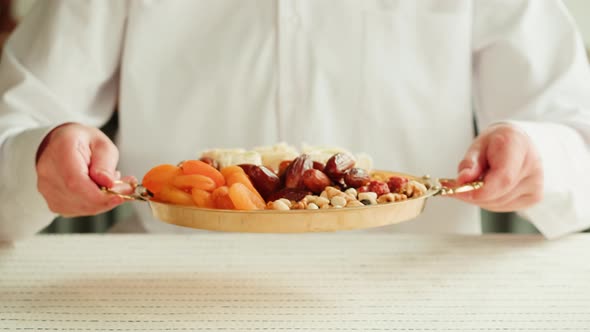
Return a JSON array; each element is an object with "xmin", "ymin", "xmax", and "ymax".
[
  {"xmin": 10, "ymin": 0, "xmax": 590, "ymax": 44},
  {"xmin": 564, "ymin": 0, "xmax": 590, "ymax": 44}
]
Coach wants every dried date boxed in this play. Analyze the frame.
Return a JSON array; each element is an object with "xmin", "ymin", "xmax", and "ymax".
[
  {"xmin": 324, "ymin": 153, "xmax": 355, "ymax": 182},
  {"xmin": 278, "ymin": 160, "xmax": 292, "ymax": 177},
  {"xmin": 238, "ymin": 164, "xmax": 281, "ymax": 200},
  {"xmin": 284, "ymin": 154, "xmax": 313, "ymax": 189},
  {"xmin": 267, "ymin": 188, "xmax": 311, "ymax": 202},
  {"xmin": 312, "ymin": 161, "xmax": 325, "ymax": 172},
  {"xmin": 302, "ymin": 169, "xmax": 332, "ymax": 194},
  {"xmin": 343, "ymin": 168, "xmax": 370, "ymax": 188}
]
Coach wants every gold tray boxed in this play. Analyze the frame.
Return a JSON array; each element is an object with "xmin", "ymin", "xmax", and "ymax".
[{"xmin": 104, "ymin": 171, "xmax": 482, "ymax": 233}]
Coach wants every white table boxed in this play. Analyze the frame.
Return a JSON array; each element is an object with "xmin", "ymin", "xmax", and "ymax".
[{"xmin": 2, "ymin": 233, "xmax": 590, "ymax": 331}]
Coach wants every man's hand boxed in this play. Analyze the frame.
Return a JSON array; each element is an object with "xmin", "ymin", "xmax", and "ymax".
[
  {"xmin": 36, "ymin": 123, "xmax": 134, "ymax": 217},
  {"xmin": 453, "ymin": 123, "xmax": 543, "ymax": 212}
]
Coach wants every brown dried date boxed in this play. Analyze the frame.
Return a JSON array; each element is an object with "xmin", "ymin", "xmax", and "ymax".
[
  {"xmin": 324, "ymin": 153, "xmax": 355, "ymax": 182},
  {"xmin": 312, "ymin": 161, "xmax": 325, "ymax": 172},
  {"xmin": 267, "ymin": 188, "xmax": 311, "ymax": 202},
  {"xmin": 302, "ymin": 169, "xmax": 332, "ymax": 194},
  {"xmin": 284, "ymin": 154, "xmax": 313, "ymax": 189},
  {"xmin": 238, "ymin": 164, "xmax": 281, "ymax": 200},
  {"xmin": 278, "ymin": 160, "xmax": 292, "ymax": 177},
  {"xmin": 343, "ymin": 168, "xmax": 370, "ymax": 188}
]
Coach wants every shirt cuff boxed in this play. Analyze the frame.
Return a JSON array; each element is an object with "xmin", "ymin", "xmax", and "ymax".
[
  {"xmin": 0, "ymin": 126, "xmax": 60, "ymax": 242},
  {"xmin": 503, "ymin": 120, "xmax": 590, "ymax": 239}
]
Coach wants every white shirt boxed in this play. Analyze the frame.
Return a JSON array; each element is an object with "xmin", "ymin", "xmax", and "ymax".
[{"xmin": 1, "ymin": 0, "xmax": 589, "ymax": 240}]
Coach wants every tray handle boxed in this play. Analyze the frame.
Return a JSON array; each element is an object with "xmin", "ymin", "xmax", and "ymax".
[
  {"xmin": 101, "ymin": 180, "xmax": 151, "ymax": 201},
  {"xmin": 430, "ymin": 178, "xmax": 484, "ymax": 196}
]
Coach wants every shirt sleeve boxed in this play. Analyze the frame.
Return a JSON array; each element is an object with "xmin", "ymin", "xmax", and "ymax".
[
  {"xmin": 472, "ymin": 0, "xmax": 590, "ymax": 239},
  {"xmin": 0, "ymin": 0, "xmax": 128, "ymax": 241}
]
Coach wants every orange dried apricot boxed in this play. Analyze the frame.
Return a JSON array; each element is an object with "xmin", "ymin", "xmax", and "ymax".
[
  {"xmin": 220, "ymin": 165, "xmax": 244, "ymax": 180},
  {"xmin": 142, "ymin": 164, "xmax": 181, "ymax": 194},
  {"xmin": 180, "ymin": 160, "xmax": 225, "ymax": 187},
  {"xmin": 191, "ymin": 188, "xmax": 215, "ymax": 208},
  {"xmin": 154, "ymin": 184, "xmax": 195, "ymax": 206},
  {"xmin": 172, "ymin": 174, "xmax": 216, "ymax": 192},
  {"xmin": 210, "ymin": 186, "xmax": 235, "ymax": 210},
  {"xmin": 228, "ymin": 183, "xmax": 266, "ymax": 210}
]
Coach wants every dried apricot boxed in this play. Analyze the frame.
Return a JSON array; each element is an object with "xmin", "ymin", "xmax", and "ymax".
[
  {"xmin": 211, "ymin": 186, "xmax": 235, "ymax": 209},
  {"xmin": 191, "ymin": 188, "xmax": 215, "ymax": 208},
  {"xmin": 154, "ymin": 184, "xmax": 195, "ymax": 206},
  {"xmin": 142, "ymin": 164, "xmax": 181, "ymax": 194},
  {"xmin": 220, "ymin": 165, "xmax": 244, "ymax": 180},
  {"xmin": 228, "ymin": 183, "xmax": 266, "ymax": 210},
  {"xmin": 199, "ymin": 156, "xmax": 219, "ymax": 170},
  {"xmin": 172, "ymin": 174, "xmax": 216, "ymax": 192},
  {"xmin": 226, "ymin": 171, "xmax": 264, "ymax": 202},
  {"xmin": 180, "ymin": 160, "xmax": 225, "ymax": 187}
]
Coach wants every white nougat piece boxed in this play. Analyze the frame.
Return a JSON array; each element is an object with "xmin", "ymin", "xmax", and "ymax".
[
  {"xmin": 253, "ymin": 142, "xmax": 299, "ymax": 171},
  {"xmin": 354, "ymin": 153, "xmax": 373, "ymax": 172},
  {"xmin": 200, "ymin": 149, "xmax": 262, "ymax": 168},
  {"xmin": 301, "ymin": 144, "xmax": 355, "ymax": 165}
]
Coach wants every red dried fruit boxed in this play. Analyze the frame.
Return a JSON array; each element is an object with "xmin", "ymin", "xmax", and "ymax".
[
  {"xmin": 238, "ymin": 164, "xmax": 281, "ymax": 200},
  {"xmin": 278, "ymin": 160, "xmax": 292, "ymax": 177},
  {"xmin": 312, "ymin": 161, "xmax": 325, "ymax": 172},
  {"xmin": 357, "ymin": 186, "xmax": 370, "ymax": 193},
  {"xmin": 324, "ymin": 153, "xmax": 355, "ymax": 182},
  {"xmin": 284, "ymin": 154, "xmax": 313, "ymax": 189},
  {"xmin": 367, "ymin": 181, "xmax": 390, "ymax": 196},
  {"xmin": 343, "ymin": 168, "xmax": 371, "ymax": 188},
  {"xmin": 387, "ymin": 176, "xmax": 408, "ymax": 194},
  {"xmin": 199, "ymin": 156, "xmax": 219, "ymax": 170},
  {"xmin": 302, "ymin": 169, "xmax": 332, "ymax": 194},
  {"xmin": 267, "ymin": 188, "xmax": 311, "ymax": 202}
]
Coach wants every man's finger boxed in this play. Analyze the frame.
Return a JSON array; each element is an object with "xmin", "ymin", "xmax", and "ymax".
[
  {"xmin": 470, "ymin": 133, "xmax": 525, "ymax": 201},
  {"xmin": 457, "ymin": 138, "xmax": 487, "ymax": 185},
  {"xmin": 88, "ymin": 135, "xmax": 119, "ymax": 188},
  {"xmin": 477, "ymin": 193, "xmax": 542, "ymax": 212}
]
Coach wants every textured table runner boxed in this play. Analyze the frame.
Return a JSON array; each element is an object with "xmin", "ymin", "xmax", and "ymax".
[{"xmin": 2, "ymin": 233, "xmax": 590, "ymax": 331}]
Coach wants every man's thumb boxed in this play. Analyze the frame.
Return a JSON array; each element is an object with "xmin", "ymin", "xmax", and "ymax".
[
  {"xmin": 88, "ymin": 134, "xmax": 119, "ymax": 189},
  {"xmin": 457, "ymin": 140, "xmax": 486, "ymax": 185}
]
